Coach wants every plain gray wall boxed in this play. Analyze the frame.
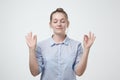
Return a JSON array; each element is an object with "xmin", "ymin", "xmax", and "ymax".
[{"xmin": 0, "ymin": 0, "xmax": 120, "ymax": 80}]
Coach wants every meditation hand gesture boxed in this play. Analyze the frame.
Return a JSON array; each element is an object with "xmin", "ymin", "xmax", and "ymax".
[
  {"xmin": 83, "ymin": 32, "xmax": 96, "ymax": 49},
  {"xmin": 25, "ymin": 32, "xmax": 37, "ymax": 50}
]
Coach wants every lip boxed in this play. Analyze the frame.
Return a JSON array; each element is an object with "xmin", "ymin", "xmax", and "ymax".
[
  {"xmin": 56, "ymin": 27, "xmax": 63, "ymax": 29},
  {"xmin": 55, "ymin": 28, "xmax": 63, "ymax": 30},
  {"xmin": 55, "ymin": 27, "xmax": 63, "ymax": 29}
]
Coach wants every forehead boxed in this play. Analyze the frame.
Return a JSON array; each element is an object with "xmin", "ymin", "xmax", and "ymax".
[{"xmin": 52, "ymin": 12, "xmax": 66, "ymax": 20}]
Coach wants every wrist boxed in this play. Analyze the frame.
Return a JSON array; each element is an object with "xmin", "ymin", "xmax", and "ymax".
[
  {"xmin": 29, "ymin": 48, "xmax": 36, "ymax": 52},
  {"xmin": 84, "ymin": 46, "xmax": 90, "ymax": 50},
  {"xmin": 83, "ymin": 48, "xmax": 90, "ymax": 53}
]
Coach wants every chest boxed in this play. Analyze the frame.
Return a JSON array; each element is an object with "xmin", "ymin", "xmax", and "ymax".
[{"xmin": 41, "ymin": 45, "xmax": 77, "ymax": 64}]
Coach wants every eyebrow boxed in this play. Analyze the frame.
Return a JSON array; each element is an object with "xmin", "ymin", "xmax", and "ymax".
[{"xmin": 53, "ymin": 18, "xmax": 65, "ymax": 21}]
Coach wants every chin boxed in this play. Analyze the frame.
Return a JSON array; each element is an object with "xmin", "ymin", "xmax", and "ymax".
[{"xmin": 54, "ymin": 31, "xmax": 65, "ymax": 35}]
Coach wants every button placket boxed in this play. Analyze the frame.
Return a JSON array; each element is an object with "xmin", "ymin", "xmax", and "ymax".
[{"xmin": 57, "ymin": 44, "xmax": 62, "ymax": 80}]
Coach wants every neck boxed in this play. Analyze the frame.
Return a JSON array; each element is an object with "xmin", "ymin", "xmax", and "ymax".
[{"xmin": 52, "ymin": 34, "xmax": 66, "ymax": 43}]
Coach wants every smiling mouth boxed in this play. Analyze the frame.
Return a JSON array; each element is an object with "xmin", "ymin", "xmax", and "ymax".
[{"xmin": 56, "ymin": 27, "xmax": 63, "ymax": 29}]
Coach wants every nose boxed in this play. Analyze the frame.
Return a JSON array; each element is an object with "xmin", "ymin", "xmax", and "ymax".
[{"xmin": 57, "ymin": 21, "xmax": 61, "ymax": 26}]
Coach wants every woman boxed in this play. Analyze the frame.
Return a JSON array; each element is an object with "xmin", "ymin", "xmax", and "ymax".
[{"xmin": 25, "ymin": 8, "xmax": 96, "ymax": 80}]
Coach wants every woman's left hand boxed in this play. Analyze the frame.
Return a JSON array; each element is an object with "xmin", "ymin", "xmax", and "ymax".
[{"xmin": 83, "ymin": 32, "xmax": 96, "ymax": 49}]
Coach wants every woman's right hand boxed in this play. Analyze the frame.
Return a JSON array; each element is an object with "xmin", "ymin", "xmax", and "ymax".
[{"xmin": 25, "ymin": 32, "xmax": 37, "ymax": 50}]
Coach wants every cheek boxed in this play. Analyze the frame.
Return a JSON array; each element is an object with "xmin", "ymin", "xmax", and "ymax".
[
  {"xmin": 50, "ymin": 24, "xmax": 55, "ymax": 28},
  {"xmin": 63, "ymin": 22, "xmax": 69, "ymax": 27},
  {"xmin": 63, "ymin": 24, "xmax": 68, "ymax": 28}
]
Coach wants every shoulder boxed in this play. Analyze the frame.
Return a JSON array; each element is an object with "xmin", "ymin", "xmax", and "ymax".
[
  {"xmin": 37, "ymin": 37, "xmax": 51, "ymax": 47},
  {"xmin": 68, "ymin": 37, "xmax": 82, "ymax": 46},
  {"xmin": 67, "ymin": 37, "xmax": 83, "ymax": 52}
]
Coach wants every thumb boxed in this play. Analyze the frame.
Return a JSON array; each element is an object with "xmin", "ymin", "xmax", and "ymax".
[
  {"xmin": 33, "ymin": 35, "xmax": 37, "ymax": 46},
  {"xmin": 33, "ymin": 35, "xmax": 37, "ymax": 40},
  {"xmin": 84, "ymin": 35, "xmax": 88, "ymax": 42}
]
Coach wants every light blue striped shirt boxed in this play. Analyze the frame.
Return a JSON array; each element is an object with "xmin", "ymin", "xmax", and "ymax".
[{"xmin": 36, "ymin": 36, "xmax": 83, "ymax": 80}]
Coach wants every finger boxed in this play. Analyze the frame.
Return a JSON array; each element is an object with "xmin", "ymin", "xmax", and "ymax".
[
  {"xmin": 25, "ymin": 36, "xmax": 31, "ymax": 43},
  {"xmin": 93, "ymin": 36, "xmax": 96, "ymax": 42},
  {"xmin": 90, "ymin": 34, "xmax": 96, "ymax": 44},
  {"xmin": 33, "ymin": 35, "xmax": 37, "ymax": 41},
  {"xmin": 30, "ymin": 32, "xmax": 32, "ymax": 38},
  {"xmin": 89, "ymin": 32, "xmax": 91, "ymax": 39},
  {"xmin": 84, "ymin": 35, "xmax": 88, "ymax": 42},
  {"xmin": 91, "ymin": 33, "xmax": 94, "ymax": 40},
  {"xmin": 28, "ymin": 32, "xmax": 32, "ymax": 38},
  {"xmin": 25, "ymin": 35, "xmax": 29, "ymax": 40},
  {"xmin": 26, "ymin": 39, "xmax": 30, "ymax": 46},
  {"xmin": 25, "ymin": 36, "xmax": 31, "ymax": 46}
]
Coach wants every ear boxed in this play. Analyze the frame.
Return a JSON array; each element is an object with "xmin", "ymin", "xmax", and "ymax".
[
  {"xmin": 49, "ymin": 22, "xmax": 52, "ymax": 28},
  {"xmin": 67, "ymin": 20, "xmax": 69, "ymax": 28}
]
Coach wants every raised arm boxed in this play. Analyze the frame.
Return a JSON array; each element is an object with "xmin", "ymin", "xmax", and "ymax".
[
  {"xmin": 25, "ymin": 32, "xmax": 39, "ymax": 76},
  {"xmin": 75, "ymin": 32, "xmax": 96, "ymax": 76}
]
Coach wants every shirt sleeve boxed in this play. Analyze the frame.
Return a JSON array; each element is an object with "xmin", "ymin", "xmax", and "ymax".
[
  {"xmin": 73, "ymin": 42, "xmax": 83, "ymax": 71},
  {"xmin": 36, "ymin": 44, "xmax": 44, "ymax": 73}
]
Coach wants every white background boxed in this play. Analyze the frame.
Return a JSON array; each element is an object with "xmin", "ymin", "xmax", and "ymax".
[{"xmin": 0, "ymin": 0, "xmax": 120, "ymax": 80}]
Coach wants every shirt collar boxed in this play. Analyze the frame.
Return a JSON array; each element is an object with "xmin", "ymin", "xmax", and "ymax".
[{"xmin": 49, "ymin": 35, "xmax": 70, "ymax": 47}]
